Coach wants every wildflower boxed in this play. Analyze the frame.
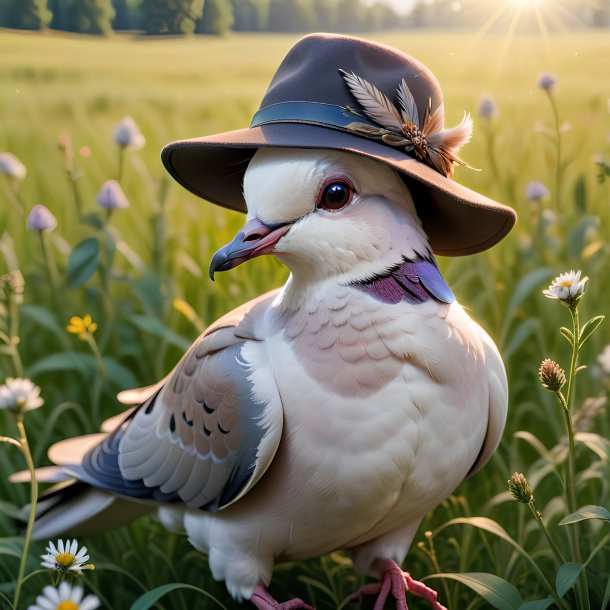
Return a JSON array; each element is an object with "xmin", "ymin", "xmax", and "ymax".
[
  {"xmin": 598, "ymin": 345, "xmax": 610, "ymax": 376},
  {"xmin": 0, "ymin": 378, "xmax": 44, "ymax": 413},
  {"xmin": 113, "ymin": 116, "xmax": 145, "ymax": 150},
  {"xmin": 66, "ymin": 315, "xmax": 97, "ymax": 340},
  {"xmin": 539, "ymin": 359, "xmax": 566, "ymax": 392},
  {"xmin": 508, "ymin": 472, "xmax": 533, "ymax": 504},
  {"xmin": 41, "ymin": 539, "xmax": 94, "ymax": 574},
  {"xmin": 537, "ymin": 71, "xmax": 556, "ymax": 92},
  {"xmin": 28, "ymin": 581, "xmax": 100, "ymax": 610},
  {"xmin": 95, "ymin": 179, "xmax": 129, "ymax": 210},
  {"xmin": 27, "ymin": 204, "xmax": 58, "ymax": 232},
  {"xmin": 0, "ymin": 152, "xmax": 27, "ymax": 180},
  {"xmin": 525, "ymin": 180, "xmax": 549, "ymax": 202},
  {"xmin": 477, "ymin": 96, "xmax": 498, "ymax": 120},
  {"xmin": 543, "ymin": 270, "xmax": 588, "ymax": 308}
]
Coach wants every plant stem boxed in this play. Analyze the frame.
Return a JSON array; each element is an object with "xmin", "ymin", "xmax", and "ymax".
[
  {"xmin": 547, "ymin": 91, "xmax": 562, "ymax": 212},
  {"xmin": 117, "ymin": 146, "xmax": 124, "ymax": 182},
  {"xmin": 13, "ymin": 416, "xmax": 38, "ymax": 610},
  {"xmin": 8, "ymin": 287, "xmax": 23, "ymax": 378},
  {"xmin": 528, "ymin": 501, "xmax": 566, "ymax": 565}
]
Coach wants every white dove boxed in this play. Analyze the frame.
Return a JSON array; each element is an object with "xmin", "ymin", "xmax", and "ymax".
[{"xmin": 27, "ymin": 147, "xmax": 508, "ymax": 610}]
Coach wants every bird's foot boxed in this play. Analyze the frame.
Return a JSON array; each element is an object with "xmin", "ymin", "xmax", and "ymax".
[
  {"xmin": 250, "ymin": 584, "xmax": 315, "ymax": 610},
  {"xmin": 347, "ymin": 559, "xmax": 447, "ymax": 610}
]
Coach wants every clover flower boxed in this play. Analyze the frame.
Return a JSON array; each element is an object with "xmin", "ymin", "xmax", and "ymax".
[
  {"xmin": 478, "ymin": 96, "xmax": 498, "ymax": 120},
  {"xmin": 95, "ymin": 179, "xmax": 129, "ymax": 210},
  {"xmin": 66, "ymin": 315, "xmax": 97, "ymax": 340},
  {"xmin": 41, "ymin": 539, "xmax": 94, "ymax": 574},
  {"xmin": 537, "ymin": 71, "xmax": 557, "ymax": 92},
  {"xmin": 543, "ymin": 270, "xmax": 588, "ymax": 308},
  {"xmin": 539, "ymin": 359, "xmax": 566, "ymax": 392},
  {"xmin": 28, "ymin": 581, "xmax": 100, "ymax": 610},
  {"xmin": 0, "ymin": 152, "xmax": 27, "ymax": 180},
  {"xmin": 27, "ymin": 204, "xmax": 58, "ymax": 232},
  {"xmin": 508, "ymin": 472, "xmax": 533, "ymax": 504},
  {"xmin": 113, "ymin": 116, "xmax": 145, "ymax": 150},
  {"xmin": 0, "ymin": 378, "xmax": 44, "ymax": 413},
  {"xmin": 525, "ymin": 180, "xmax": 550, "ymax": 202}
]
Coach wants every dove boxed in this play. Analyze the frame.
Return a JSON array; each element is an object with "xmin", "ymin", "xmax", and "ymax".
[{"xmin": 22, "ymin": 34, "xmax": 516, "ymax": 610}]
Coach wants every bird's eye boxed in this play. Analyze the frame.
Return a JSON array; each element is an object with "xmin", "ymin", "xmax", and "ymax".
[{"xmin": 316, "ymin": 179, "xmax": 354, "ymax": 212}]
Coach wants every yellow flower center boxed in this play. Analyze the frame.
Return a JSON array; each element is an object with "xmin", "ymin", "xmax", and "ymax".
[
  {"xmin": 56, "ymin": 601, "xmax": 78, "ymax": 610},
  {"xmin": 55, "ymin": 552, "xmax": 75, "ymax": 567},
  {"xmin": 559, "ymin": 280, "xmax": 572, "ymax": 287}
]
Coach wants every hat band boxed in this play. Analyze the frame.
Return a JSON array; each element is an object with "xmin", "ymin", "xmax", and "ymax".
[{"xmin": 250, "ymin": 101, "xmax": 381, "ymax": 133}]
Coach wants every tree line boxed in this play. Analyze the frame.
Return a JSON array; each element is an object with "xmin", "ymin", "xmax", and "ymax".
[{"xmin": 0, "ymin": 0, "xmax": 405, "ymax": 36}]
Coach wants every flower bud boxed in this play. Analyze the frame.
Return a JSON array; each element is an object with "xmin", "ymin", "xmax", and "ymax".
[
  {"xmin": 537, "ymin": 71, "xmax": 556, "ymax": 92},
  {"xmin": 113, "ymin": 116, "xmax": 145, "ymax": 150},
  {"xmin": 539, "ymin": 359, "xmax": 566, "ymax": 392},
  {"xmin": 95, "ymin": 180, "xmax": 129, "ymax": 210},
  {"xmin": 0, "ymin": 152, "xmax": 27, "ymax": 180},
  {"xmin": 27, "ymin": 204, "xmax": 57, "ymax": 232},
  {"xmin": 525, "ymin": 181, "xmax": 549, "ymax": 202},
  {"xmin": 478, "ymin": 96, "xmax": 498, "ymax": 120},
  {"xmin": 508, "ymin": 472, "xmax": 533, "ymax": 504}
]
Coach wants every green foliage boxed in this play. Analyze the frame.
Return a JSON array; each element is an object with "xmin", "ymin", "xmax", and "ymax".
[
  {"xmin": 268, "ymin": 0, "xmax": 315, "ymax": 32},
  {"xmin": 197, "ymin": 0, "xmax": 234, "ymax": 35},
  {"xmin": 231, "ymin": 0, "xmax": 269, "ymax": 31},
  {"xmin": 141, "ymin": 0, "xmax": 204, "ymax": 35},
  {"xmin": 65, "ymin": 0, "xmax": 115, "ymax": 34},
  {"xmin": 4, "ymin": 0, "xmax": 52, "ymax": 30},
  {"xmin": 0, "ymin": 30, "xmax": 609, "ymax": 610}
]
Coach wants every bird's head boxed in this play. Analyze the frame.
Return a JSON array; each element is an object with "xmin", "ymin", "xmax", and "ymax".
[{"xmin": 210, "ymin": 148, "xmax": 431, "ymax": 288}]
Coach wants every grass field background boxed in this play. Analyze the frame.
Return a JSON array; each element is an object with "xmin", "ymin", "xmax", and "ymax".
[{"xmin": 0, "ymin": 29, "xmax": 609, "ymax": 609}]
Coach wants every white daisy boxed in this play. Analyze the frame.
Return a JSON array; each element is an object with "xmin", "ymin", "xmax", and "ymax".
[
  {"xmin": 41, "ymin": 539, "xmax": 94, "ymax": 574},
  {"xmin": 543, "ymin": 270, "xmax": 588, "ymax": 308},
  {"xmin": 28, "ymin": 581, "xmax": 100, "ymax": 610},
  {"xmin": 0, "ymin": 377, "xmax": 44, "ymax": 413}
]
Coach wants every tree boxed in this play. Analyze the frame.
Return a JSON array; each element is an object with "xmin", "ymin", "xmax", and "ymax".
[
  {"xmin": 231, "ymin": 0, "xmax": 269, "ymax": 31},
  {"xmin": 334, "ymin": 0, "xmax": 366, "ymax": 32},
  {"xmin": 6, "ymin": 0, "xmax": 52, "ymax": 30},
  {"xmin": 267, "ymin": 0, "xmax": 315, "ymax": 32},
  {"xmin": 312, "ymin": 0, "xmax": 337, "ymax": 30},
  {"xmin": 111, "ymin": 0, "xmax": 130, "ymax": 29},
  {"xmin": 66, "ymin": 0, "xmax": 115, "ymax": 34},
  {"xmin": 197, "ymin": 0, "xmax": 234, "ymax": 34},
  {"xmin": 142, "ymin": 0, "xmax": 204, "ymax": 35}
]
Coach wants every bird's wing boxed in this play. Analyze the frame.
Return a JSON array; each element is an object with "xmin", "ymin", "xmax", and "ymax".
[
  {"xmin": 466, "ymin": 323, "xmax": 509, "ymax": 478},
  {"xmin": 64, "ymin": 289, "xmax": 283, "ymax": 512}
]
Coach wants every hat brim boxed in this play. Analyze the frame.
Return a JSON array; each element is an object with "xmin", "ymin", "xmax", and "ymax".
[{"xmin": 161, "ymin": 122, "xmax": 516, "ymax": 257}]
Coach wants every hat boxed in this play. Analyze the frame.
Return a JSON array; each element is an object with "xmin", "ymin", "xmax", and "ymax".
[{"xmin": 162, "ymin": 33, "xmax": 516, "ymax": 256}]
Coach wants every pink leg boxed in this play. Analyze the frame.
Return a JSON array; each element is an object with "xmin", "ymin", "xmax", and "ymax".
[
  {"xmin": 250, "ymin": 584, "xmax": 315, "ymax": 610},
  {"xmin": 348, "ymin": 559, "xmax": 448, "ymax": 610}
]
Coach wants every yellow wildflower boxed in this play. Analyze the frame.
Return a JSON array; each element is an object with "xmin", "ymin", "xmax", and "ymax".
[{"xmin": 66, "ymin": 314, "xmax": 97, "ymax": 340}]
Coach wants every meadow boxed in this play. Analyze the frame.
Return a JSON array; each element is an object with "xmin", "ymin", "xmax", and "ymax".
[{"xmin": 0, "ymin": 28, "xmax": 609, "ymax": 609}]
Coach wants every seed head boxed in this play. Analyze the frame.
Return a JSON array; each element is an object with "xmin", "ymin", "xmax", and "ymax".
[
  {"xmin": 539, "ymin": 359, "xmax": 566, "ymax": 392},
  {"xmin": 508, "ymin": 472, "xmax": 533, "ymax": 504}
]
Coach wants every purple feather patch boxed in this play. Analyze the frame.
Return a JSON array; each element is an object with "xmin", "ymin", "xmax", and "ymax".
[{"xmin": 352, "ymin": 257, "xmax": 455, "ymax": 305}]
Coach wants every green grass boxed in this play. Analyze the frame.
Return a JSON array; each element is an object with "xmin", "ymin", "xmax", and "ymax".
[{"xmin": 0, "ymin": 28, "xmax": 609, "ymax": 609}]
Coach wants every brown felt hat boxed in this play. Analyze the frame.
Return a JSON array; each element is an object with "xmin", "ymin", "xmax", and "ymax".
[{"xmin": 162, "ymin": 33, "xmax": 516, "ymax": 256}]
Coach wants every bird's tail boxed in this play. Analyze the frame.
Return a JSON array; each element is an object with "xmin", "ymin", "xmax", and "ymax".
[{"xmin": 31, "ymin": 478, "xmax": 153, "ymax": 540}]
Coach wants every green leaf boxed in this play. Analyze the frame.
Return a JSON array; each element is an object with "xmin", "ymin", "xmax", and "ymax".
[
  {"xmin": 555, "ymin": 562, "xmax": 582, "ymax": 598},
  {"xmin": 500, "ymin": 268, "xmax": 554, "ymax": 346},
  {"xmin": 102, "ymin": 356, "xmax": 138, "ymax": 389},
  {"xmin": 578, "ymin": 315, "xmax": 604, "ymax": 348},
  {"xmin": 27, "ymin": 351, "xmax": 95, "ymax": 378},
  {"xmin": 67, "ymin": 237, "xmax": 100, "ymax": 288},
  {"xmin": 559, "ymin": 505, "xmax": 610, "ymax": 525},
  {"xmin": 428, "ymin": 573, "xmax": 522, "ymax": 610},
  {"xmin": 129, "ymin": 583, "xmax": 228, "ymax": 610},
  {"xmin": 504, "ymin": 319, "xmax": 540, "ymax": 361},
  {"xmin": 0, "ymin": 500, "xmax": 26, "ymax": 521},
  {"xmin": 519, "ymin": 598, "xmax": 555, "ymax": 610},
  {"xmin": 0, "ymin": 538, "xmax": 23, "ymax": 559},
  {"xmin": 573, "ymin": 174, "xmax": 587, "ymax": 213},
  {"xmin": 559, "ymin": 326, "xmax": 574, "ymax": 347},
  {"xmin": 129, "ymin": 315, "xmax": 191, "ymax": 350},
  {"xmin": 21, "ymin": 305, "xmax": 65, "ymax": 338},
  {"xmin": 602, "ymin": 572, "xmax": 610, "ymax": 610},
  {"xmin": 568, "ymin": 215, "xmax": 599, "ymax": 260}
]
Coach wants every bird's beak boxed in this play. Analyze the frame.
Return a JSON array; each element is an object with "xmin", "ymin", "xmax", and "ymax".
[{"xmin": 209, "ymin": 217, "xmax": 291, "ymax": 280}]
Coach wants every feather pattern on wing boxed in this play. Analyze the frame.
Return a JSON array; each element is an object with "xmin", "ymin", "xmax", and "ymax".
[{"xmin": 340, "ymin": 70, "xmax": 403, "ymax": 132}]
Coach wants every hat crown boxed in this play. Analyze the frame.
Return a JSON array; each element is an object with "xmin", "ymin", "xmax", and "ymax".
[{"xmin": 261, "ymin": 34, "xmax": 444, "ymax": 128}]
